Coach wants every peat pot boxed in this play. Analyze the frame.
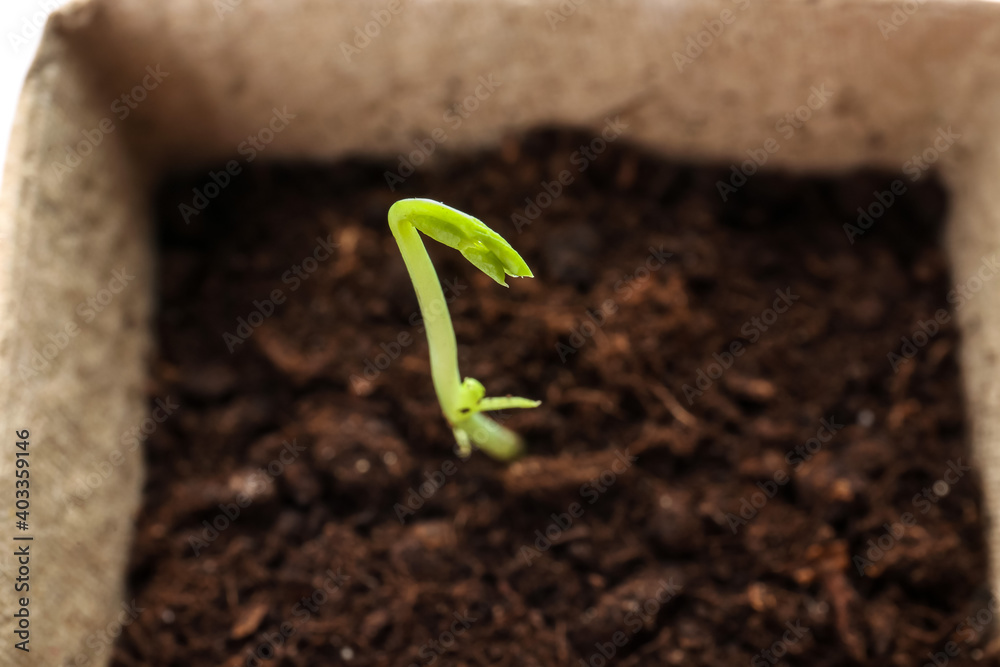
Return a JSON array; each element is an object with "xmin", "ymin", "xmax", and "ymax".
[{"xmin": 3, "ymin": 0, "xmax": 1000, "ymax": 663}]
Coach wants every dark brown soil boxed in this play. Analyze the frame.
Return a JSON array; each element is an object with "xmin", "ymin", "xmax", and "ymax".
[{"xmin": 112, "ymin": 128, "xmax": 993, "ymax": 667}]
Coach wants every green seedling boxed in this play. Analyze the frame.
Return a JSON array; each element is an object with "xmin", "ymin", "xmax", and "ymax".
[{"xmin": 388, "ymin": 198, "xmax": 540, "ymax": 460}]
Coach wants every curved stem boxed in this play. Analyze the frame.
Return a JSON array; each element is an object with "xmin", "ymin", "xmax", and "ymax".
[
  {"xmin": 388, "ymin": 209, "xmax": 461, "ymax": 421},
  {"xmin": 388, "ymin": 199, "xmax": 538, "ymax": 461}
]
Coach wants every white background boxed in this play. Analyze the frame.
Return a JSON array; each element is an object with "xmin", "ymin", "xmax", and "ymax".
[{"xmin": 0, "ymin": 0, "xmax": 73, "ymax": 187}]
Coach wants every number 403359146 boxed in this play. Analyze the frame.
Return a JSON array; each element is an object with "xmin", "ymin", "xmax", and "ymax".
[{"xmin": 15, "ymin": 429, "xmax": 29, "ymax": 527}]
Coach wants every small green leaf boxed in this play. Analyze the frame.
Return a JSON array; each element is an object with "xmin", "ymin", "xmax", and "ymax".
[
  {"xmin": 393, "ymin": 198, "xmax": 534, "ymax": 286},
  {"xmin": 478, "ymin": 396, "xmax": 542, "ymax": 412},
  {"xmin": 459, "ymin": 242, "xmax": 508, "ymax": 286}
]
